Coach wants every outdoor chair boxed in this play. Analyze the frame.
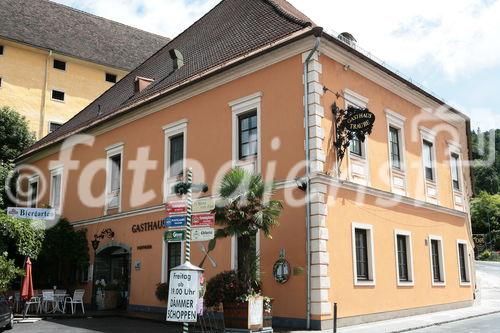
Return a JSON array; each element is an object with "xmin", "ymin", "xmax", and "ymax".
[
  {"xmin": 64, "ymin": 289, "xmax": 85, "ymax": 314},
  {"xmin": 42, "ymin": 290, "xmax": 56, "ymax": 313},
  {"xmin": 23, "ymin": 295, "xmax": 41, "ymax": 315}
]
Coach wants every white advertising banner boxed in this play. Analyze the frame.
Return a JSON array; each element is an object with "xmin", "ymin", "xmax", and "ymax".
[
  {"xmin": 7, "ymin": 207, "xmax": 56, "ymax": 220},
  {"xmin": 191, "ymin": 227, "xmax": 215, "ymax": 242}
]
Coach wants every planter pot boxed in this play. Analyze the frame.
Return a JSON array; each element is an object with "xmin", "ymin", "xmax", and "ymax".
[
  {"xmin": 96, "ymin": 290, "xmax": 105, "ymax": 310},
  {"xmin": 263, "ymin": 314, "xmax": 272, "ymax": 328},
  {"xmin": 223, "ymin": 296, "xmax": 264, "ymax": 330},
  {"xmin": 103, "ymin": 290, "xmax": 119, "ymax": 310}
]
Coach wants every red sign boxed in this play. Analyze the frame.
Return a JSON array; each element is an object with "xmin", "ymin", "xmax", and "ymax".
[
  {"xmin": 166, "ymin": 201, "xmax": 187, "ymax": 215},
  {"xmin": 192, "ymin": 213, "xmax": 215, "ymax": 227}
]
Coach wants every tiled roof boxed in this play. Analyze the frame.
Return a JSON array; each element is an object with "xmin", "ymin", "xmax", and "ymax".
[
  {"xmin": 21, "ymin": 0, "xmax": 314, "ymax": 158},
  {"xmin": 0, "ymin": 0, "xmax": 169, "ymax": 70}
]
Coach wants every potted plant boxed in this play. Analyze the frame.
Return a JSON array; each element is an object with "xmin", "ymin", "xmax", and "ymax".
[
  {"xmin": 204, "ymin": 168, "xmax": 283, "ymax": 329},
  {"xmin": 103, "ymin": 280, "xmax": 120, "ymax": 309},
  {"xmin": 95, "ymin": 279, "xmax": 106, "ymax": 310},
  {"xmin": 263, "ymin": 297, "xmax": 273, "ymax": 328}
]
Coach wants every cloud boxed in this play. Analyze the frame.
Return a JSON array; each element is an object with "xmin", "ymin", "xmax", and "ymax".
[
  {"xmin": 52, "ymin": 0, "xmax": 219, "ymax": 38},
  {"xmin": 288, "ymin": 0, "xmax": 500, "ymax": 81}
]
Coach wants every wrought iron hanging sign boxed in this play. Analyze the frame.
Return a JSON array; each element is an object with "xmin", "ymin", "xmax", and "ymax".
[{"xmin": 333, "ymin": 103, "xmax": 375, "ymax": 169}]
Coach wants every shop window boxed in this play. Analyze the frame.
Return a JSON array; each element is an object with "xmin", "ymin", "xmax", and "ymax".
[
  {"xmin": 457, "ymin": 241, "xmax": 470, "ymax": 284},
  {"xmin": 163, "ymin": 120, "xmax": 187, "ymax": 200},
  {"xmin": 53, "ymin": 59, "xmax": 66, "ymax": 71},
  {"xmin": 429, "ymin": 236, "xmax": 445, "ymax": 285},
  {"xmin": 352, "ymin": 223, "xmax": 375, "ymax": 285},
  {"xmin": 395, "ymin": 231, "xmax": 414, "ymax": 285},
  {"xmin": 106, "ymin": 73, "xmax": 117, "ymax": 83},
  {"xmin": 238, "ymin": 111, "xmax": 258, "ymax": 160},
  {"xmin": 389, "ymin": 127, "xmax": 402, "ymax": 170},
  {"xmin": 50, "ymin": 168, "xmax": 63, "ymax": 213},
  {"xmin": 451, "ymin": 153, "xmax": 461, "ymax": 191},
  {"xmin": 350, "ymin": 136, "xmax": 363, "ymax": 157},
  {"xmin": 28, "ymin": 177, "xmax": 38, "ymax": 208},
  {"xmin": 106, "ymin": 149, "xmax": 122, "ymax": 210},
  {"xmin": 423, "ymin": 140, "xmax": 435, "ymax": 181},
  {"xmin": 169, "ymin": 134, "xmax": 184, "ymax": 178},
  {"xmin": 52, "ymin": 89, "xmax": 65, "ymax": 102}
]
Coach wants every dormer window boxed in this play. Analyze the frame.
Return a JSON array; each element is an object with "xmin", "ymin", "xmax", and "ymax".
[{"xmin": 134, "ymin": 76, "xmax": 154, "ymax": 93}]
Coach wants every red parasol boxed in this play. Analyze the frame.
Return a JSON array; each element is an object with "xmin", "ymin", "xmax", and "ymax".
[{"xmin": 21, "ymin": 257, "xmax": 34, "ymax": 301}]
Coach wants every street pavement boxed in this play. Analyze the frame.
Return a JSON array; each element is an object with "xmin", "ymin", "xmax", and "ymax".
[
  {"xmin": 412, "ymin": 312, "xmax": 500, "ymax": 332},
  {"xmin": 9, "ymin": 317, "xmax": 180, "ymax": 333},
  {"xmin": 338, "ymin": 261, "xmax": 500, "ymax": 333},
  {"xmin": 7, "ymin": 261, "xmax": 500, "ymax": 332}
]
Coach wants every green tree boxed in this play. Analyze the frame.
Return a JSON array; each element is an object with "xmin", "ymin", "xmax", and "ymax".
[
  {"xmin": 471, "ymin": 129, "xmax": 500, "ymax": 195},
  {"xmin": 0, "ymin": 212, "xmax": 44, "ymax": 291},
  {"xmin": 33, "ymin": 218, "xmax": 89, "ymax": 288},
  {"xmin": 470, "ymin": 192, "xmax": 500, "ymax": 242},
  {"xmin": 0, "ymin": 253, "xmax": 24, "ymax": 293},
  {"xmin": 0, "ymin": 106, "xmax": 36, "ymax": 162},
  {"xmin": 207, "ymin": 168, "xmax": 283, "ymax": 292},
  {"xmin": 0, "ymin": 106, "xmax": 36, "ymax": 209}
]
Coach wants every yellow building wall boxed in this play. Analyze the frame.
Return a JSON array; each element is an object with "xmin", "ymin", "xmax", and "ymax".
[
  {"xmin": 0, "ymin": 38, "xmax": 127, "ymax": 138},
  {"xmin": 328, "ymin": 188, "xmax": 473, "ymax": 319}
]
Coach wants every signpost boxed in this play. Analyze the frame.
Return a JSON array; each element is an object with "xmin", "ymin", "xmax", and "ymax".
[
  {"xmin": 164, "ymin": 230, "xmax": 186, "ymax": 242},
  {"xmin": 165, "ymin": 215, "xmax": 187, "ymax": 228},
  {"xmin": 192, "ymin": 198, "xmax": 215, "ymax": 213},
  {"xmin": 192, "ymin": 213, "xmax": 215, "ymax": 227},
  {"xmin": 166, "ymin": 201, "xmax": 187, "ymax": 215},
  {"xmin": 191, "ymin": 227, "xmax": 215, "ymax": 242},
  {"xmin": 6, "ymin": 207, "xmax": 56, "ymax": 220}
]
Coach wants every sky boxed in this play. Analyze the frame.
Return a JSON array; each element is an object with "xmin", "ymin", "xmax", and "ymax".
[{"xmin": 53, "ymin": 0, "xmax": 500, "ymax": 130}]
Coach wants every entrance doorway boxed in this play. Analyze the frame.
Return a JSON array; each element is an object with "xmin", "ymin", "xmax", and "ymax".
[{"xmin": 93, "ymin": 244, "xmax": 131, "ymax": 310}]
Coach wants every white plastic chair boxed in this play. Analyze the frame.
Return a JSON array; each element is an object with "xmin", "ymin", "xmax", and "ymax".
[
  {"xmin": 42, "ymin": 290, "xmax": 56, "ymax": 313},
  {"xmin": 64, "ymin": 289, "xmax": 85, "ymax": 314},
  {"xmin": 23, "ymin": 296, "xmax": 41, "ymax": 315}
]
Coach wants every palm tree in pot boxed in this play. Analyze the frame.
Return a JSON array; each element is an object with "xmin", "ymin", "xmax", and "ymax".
[{"xmin": 205, "ymin": 168, "xmax": 283, "ymax": 328}]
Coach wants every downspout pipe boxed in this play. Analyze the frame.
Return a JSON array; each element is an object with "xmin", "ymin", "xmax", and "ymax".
[{"xmin": 304, "ymin": 27, "xmax": 323, "ymax": 330}]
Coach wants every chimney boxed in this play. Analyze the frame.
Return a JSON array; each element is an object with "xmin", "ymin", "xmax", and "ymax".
[
  {"xmin": 169, "ymin": 49, "xmax": 184, "ymax": 70},
  {"xmin": 134, "ymin": 76, "xmax": 154, "ymax": 93}
]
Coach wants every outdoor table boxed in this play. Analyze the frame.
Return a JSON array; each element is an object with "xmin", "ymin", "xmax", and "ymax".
[{"xmin": 53, "ymin": 294, "xmax": 69, "ymax": 313}]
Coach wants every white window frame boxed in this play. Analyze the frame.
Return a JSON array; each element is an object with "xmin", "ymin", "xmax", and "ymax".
[
  {"xmin": 394, "ymin": 229, "xmax": 414, "ymax": 286},
  {"xmin": 456, "ymin": 239, "xmax": 471, "ymax": 286},
  {"xmin": 28, "ymin": 175, "xmax": 39, "ymax": 208},
  {"xmin": 105, "ymin": 143, "xmax": 124, "ymax": 212},
  {"xmin": 51, "ymin": 88, "xmax": 66, "ymax": 103},
  {"xmin": 163, "ymin": 119, "xmax": 188, "ymax": 202},
  {"xmin": 229, "ymin": 92, "xmax": 262, "ymax": 270},
  {"xmin": 385, "ymin": 109, "xmax": 407, "ymax": 194},
  {"xmin": 49, "ymin": 166, "xmax": 63, "ymax": 214},
  {"xmin": 229, "ymin": 92, "xmax": 262, "ymax": 174},
  {"xmin": 161, "ymin": 239, "xmax": 185, "ymax": 283},
  {"xmin": 352, "ymin": 222, "xmax": 376, "ymax": 286},
  {"xmin": 428, "ymin": 235, "xmax": 446, "ymax": 286},
  {"xmin": 448, "ymin": 142, "xmax": 463, "ymax": 193}
]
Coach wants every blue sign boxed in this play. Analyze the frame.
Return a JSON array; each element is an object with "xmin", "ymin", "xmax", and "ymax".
[{"xmin": 165, "ymin": 215, "xmax": 187, "ymax": 228}]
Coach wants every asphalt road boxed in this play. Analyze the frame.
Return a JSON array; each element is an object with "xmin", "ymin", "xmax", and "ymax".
[
  {"xmin": 8, "ymin": 317, "xmax": 181, "ymax": 333},
  {"xmin": 412, "ymin": 312, "xmax": 500, "ymax": 332}
]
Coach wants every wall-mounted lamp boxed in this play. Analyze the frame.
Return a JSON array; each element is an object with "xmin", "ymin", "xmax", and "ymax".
[{"xmin": 295, "ymin": 177, "xmax": 308, "ymax": 191}]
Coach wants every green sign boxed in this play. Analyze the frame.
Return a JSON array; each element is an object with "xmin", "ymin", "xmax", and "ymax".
[{"xmin": 164, "ymin": 230, "xmax": 186, "ymax": 242}]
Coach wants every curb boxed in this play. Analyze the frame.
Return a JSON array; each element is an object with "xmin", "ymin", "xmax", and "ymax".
[{"xmin": 392, "ymin": 310, "xmax": 500, "ymax": 332}]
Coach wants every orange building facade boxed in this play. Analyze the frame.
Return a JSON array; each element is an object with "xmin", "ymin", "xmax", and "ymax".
[{"xmin": 15, "ymin": 1, "xmax": 473, "ymax": 330}]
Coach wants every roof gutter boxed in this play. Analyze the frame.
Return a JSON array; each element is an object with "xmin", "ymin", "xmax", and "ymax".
[{"xmin": 304, "ymin": 26, "xmax": 323, "ymax": 330}]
